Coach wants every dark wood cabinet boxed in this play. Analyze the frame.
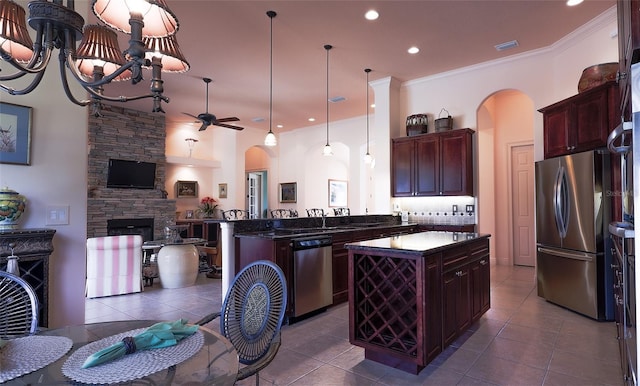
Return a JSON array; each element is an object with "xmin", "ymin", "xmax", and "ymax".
[
  {"xmin": 539, "ymin": 81, "xmax": 619, "ymax": 159},
  {"xmin": 391, "ymin": 129, "xmax": 474, "ymax": 197},
  {"xmin": 348, "ymin": 235, "xmax": 490, "ymax": 374},
  {"xmin": 0, "ymin": 228, "xmax": 55, "ymax": 327},
  {"xmin": 617, "ymin": 0, "xmax": 640, "ymax": 119}
]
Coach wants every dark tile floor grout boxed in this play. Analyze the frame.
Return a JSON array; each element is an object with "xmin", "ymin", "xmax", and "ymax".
[{"xmin": 86, "ymin": 264, "xmax": 624, "ymax": 385}]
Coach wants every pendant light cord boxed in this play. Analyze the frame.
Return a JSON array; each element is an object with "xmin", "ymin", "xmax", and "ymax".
[
  {"xmin": 268, "ymin": 11, "xmax": 276, "ymax": 136},
  {"xmin": 325, "ymin": 44, "xmax": 332, "ymax": 146},
  {"xmin": 365, "ymin": 68, "xmax": 371, "ymax": 153}
]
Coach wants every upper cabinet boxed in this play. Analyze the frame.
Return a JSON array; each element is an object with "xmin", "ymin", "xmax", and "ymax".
[
  {"xmin": 392, "ymin": 129, "xmax": 474, "ymax": 197},
  {"xmin": 618, "ymin": 0, "xmax": 640, "ymax": 119},
  {"xmin": 539, "ymin": 81, "xmax": 619, "ymax": 159}
]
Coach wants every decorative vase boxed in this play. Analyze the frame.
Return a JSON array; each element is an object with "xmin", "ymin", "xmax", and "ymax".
[{"xmin": 0, "ymin": 187, "xmax": 26, "ymax": 230}]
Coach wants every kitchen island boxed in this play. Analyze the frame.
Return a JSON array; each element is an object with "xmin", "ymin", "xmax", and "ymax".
[{"xmin": 345, "ymin": 231, "xmax": 490, "ymax": 374}]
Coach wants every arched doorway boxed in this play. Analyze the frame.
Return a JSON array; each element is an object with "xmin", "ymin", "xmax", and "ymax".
[{"xmin": 477, "ymin": 90, "xmax": 535, "ymax": 266}]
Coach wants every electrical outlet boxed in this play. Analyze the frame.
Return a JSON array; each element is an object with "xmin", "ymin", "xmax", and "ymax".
[
  {"xmin": 466, "ymin": 205, "xmax": 474, "ymax": 213},
  {"xmin": 452, "ymin": 204, "xmax": 458, "ymax": 212},
  {"xmin": 46, "ymin": 205, "xmax": 69, "ymax": 225}
]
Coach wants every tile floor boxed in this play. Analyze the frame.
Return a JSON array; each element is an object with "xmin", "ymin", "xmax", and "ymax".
[{"xmin": 85, "ymin": 264, "xmax": 624, "ymax": 385}]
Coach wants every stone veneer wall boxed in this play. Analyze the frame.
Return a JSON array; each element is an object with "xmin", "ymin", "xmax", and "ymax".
[{"xmin": 87, "ymin": 105, "xmax": 176, "ymax": 240}]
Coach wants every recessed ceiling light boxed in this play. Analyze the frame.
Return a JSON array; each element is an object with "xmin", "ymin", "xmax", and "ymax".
[
  {"xmin": 408, "ymin": 46, "xmax": 420, "ymax": 54},
  {"xmin": 277, "ymin": 124, "xmax": 283, "ymax": 128},
  {"xmin": 308, "ymin": 118, "xmax": 316, "ymax": 122},
  {"xmin": 371, "ymin": 104, "xmax": 375, "ymax": 108},
  {"xmin": 365, "ymin": 10, "xmax": 379, "ymax": 20},
  {"xmin": 567, "ymin": 0, "xmax": 583, "ymax": 6}
]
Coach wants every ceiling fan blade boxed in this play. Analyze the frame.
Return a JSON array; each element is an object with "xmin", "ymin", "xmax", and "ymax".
[
  {"xmin": 182, "ymin": 112, "xmax": 200, "ymax": 120},
  {"xmin": 216, "ymin": 117, "xmax": 240, "ymax": 123},
  {"xmin": 214, "ymin": 122, "xmax": 244, "ymax": 130},
  {"xmin": 198, "ymin": 122, "xmax": 210, "ymax": 131}
]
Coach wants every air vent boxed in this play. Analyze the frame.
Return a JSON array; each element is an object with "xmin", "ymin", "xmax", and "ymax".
[
  {"xmin": 252, "ymin": 117, "xmax": 265, "ymax": 122},
  {"xmin": 329, "ymin": 96, "xmax": 346, "ymax": 103},
  {"xmin": 494, "ymin": 40, "xmax": 519, "ymax": 51}
]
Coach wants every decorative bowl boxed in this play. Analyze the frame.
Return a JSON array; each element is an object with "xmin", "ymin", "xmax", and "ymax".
[{"xmin": 578, "ymin": 62, "xmax": 618, "ymax": 93}]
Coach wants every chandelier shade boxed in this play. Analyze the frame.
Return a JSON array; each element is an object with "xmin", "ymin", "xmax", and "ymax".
[
  {"xmin": 75, "ymin": 25, "xmax": 130, "ymax": 81},
  {"xmin": 0, "ymin": 0, "xmax": 33, "ymax": 62},
  {"xmin": 0, "ymin": 0, "xmax": 188, "ymax": 114},
  {"xmin": 92, "ymin": 0, "xmax": 179, "ymax": 37},
  {"xmin": 143, "ymin": 35, "xmax": 190, "ymax": 73}
]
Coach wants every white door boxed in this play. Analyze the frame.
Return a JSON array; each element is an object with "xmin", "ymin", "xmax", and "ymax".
[
  {"xmin": 511, "ymin": 144, "xmax": 535, "ymax": 266},
  {"xmin": 247, "ymin": 173, "xmax": 261, "ymax": 219}
]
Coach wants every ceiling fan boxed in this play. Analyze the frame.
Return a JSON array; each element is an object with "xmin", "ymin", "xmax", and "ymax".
[{"xmin": 183, "ymin": 78, "xmax": 244, "ymax": 131}]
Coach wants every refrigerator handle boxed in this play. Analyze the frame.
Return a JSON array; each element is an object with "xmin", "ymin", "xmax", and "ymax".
[
  {"xmin": 537, "ymin": 246, "xmax": 594, "ymax": 262},
  {"xmin": 554, "ymin": 165, "xmax": 568, "ymax": 238}
]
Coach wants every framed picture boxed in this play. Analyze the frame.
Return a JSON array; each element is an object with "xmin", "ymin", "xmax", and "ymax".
[
  {"xmin": 0, "ymin": 102, "xmax": 32, "ymax": 165},
  {"xmin": 279, "ymin": 182, "xmax": 297, "ymax": 203},
  {"xmin": 219, "ymin": 183, "xmax": 228, "ymax": 199},
  {"xmin": 176, "ymin": 180, "xmax": 198, "ymax": 198},
  {"xmin": 185, "ymin": 210, "xmax": 194, "ymax": 219},
  {"xmin": 328, "ymin": 179, "xmax": 348, "ymax": 207}
]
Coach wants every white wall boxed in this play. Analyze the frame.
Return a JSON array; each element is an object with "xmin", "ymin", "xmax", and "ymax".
[{"xmin": 0, "ymin": 1, "xmax": 89, "ymax": 327}]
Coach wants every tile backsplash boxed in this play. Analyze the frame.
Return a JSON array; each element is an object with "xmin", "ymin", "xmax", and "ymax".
[{"xmin": 392, "ymin": 196, "xmax": 476, "ymax": 225}]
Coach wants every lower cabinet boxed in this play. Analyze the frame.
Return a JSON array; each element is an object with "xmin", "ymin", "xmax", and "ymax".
[{"xmin": 348, "ymin": 236, "xmax": 490, "ymax": 374}]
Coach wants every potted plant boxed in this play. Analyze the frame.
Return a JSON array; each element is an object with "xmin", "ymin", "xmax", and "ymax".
[{"xmin": 197, "ymin": 196, "xmax": 218, "ymax": 218}]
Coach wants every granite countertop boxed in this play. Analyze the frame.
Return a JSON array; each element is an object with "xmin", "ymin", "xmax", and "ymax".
[
  {"xmin": 345, "ymin": 231, "xmax": 490, "ymax": 254},
  {"xmin": 235, "ymin": 222, "xmax": 418, "ymax": 239}
]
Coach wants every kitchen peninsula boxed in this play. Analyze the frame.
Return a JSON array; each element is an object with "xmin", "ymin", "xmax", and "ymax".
[{"xmin": 345, "ymin": 231, "xmax": 490, "ymax": 374}]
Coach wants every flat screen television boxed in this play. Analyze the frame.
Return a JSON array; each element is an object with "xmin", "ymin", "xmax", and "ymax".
[{"xmin": 106, "ymin": 159, "xmax": 156, "ymax": 189}]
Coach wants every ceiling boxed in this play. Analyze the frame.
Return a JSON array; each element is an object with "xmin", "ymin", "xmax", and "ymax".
[{"xmin": 95, "ymin": 0, "xmax": 616, "ymax": 135}]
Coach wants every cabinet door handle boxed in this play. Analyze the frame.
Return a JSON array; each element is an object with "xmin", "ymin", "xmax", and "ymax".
[
  {"xmin": 617, "ymin": 71, "xmax": 627, "ymax": 82},
  {"xmin": 480, "ymin": 259, "xmax": 487, "ymax": 265}
]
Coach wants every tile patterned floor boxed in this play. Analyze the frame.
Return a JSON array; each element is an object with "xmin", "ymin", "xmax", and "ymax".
[{"xmin": 85, "ymin": 264, "xmax": 624, "ymax": 385}]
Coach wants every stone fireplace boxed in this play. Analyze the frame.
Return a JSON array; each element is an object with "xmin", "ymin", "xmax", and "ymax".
[{"xmin": 87, "ymin": 105, "xmax": 176, "ymax": 240}]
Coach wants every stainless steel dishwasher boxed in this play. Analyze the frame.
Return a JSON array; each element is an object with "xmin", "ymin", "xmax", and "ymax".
[{"xmin": 291, "ymin": 235, "xmax": 333, "ymax": 318}]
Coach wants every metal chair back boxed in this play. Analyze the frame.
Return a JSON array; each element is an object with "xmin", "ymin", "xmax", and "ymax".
[
  {"xmin": 270, "ymin": 209, "xmax": 292, "ymax": 218},
  {"xmin": 222, "ymin": 209, "xmax": 249, "ymax": 220},
  {"xmin": 0, "ymin": 271, "xmax": 38, "ymax": 338},
  {"xmin": 197, "ymin": 260, "xmax": 287, "ymax": 383},
  {"xmin": 333, "ymin": 207, "xmax": 350, "ymax": 216},
  {"xmin": 306, "ymin": 208, "xmax": 325, "ymax": 217}
]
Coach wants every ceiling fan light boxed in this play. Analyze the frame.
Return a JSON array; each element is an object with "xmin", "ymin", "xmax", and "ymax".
[
  {"xmin": 92, "ymin": 0, "xmax": 179, "ymax": 37},
  {"xmin": 143, "ymin": 35, "xmax": 190, "ymax": 72},
  {"xmin": 75, "ymin": 25, "xmax": 131, "ymax": 81},
  {"xmin": 0, "ymin": 0, "xmax": 34, "ymax": 62},
  {"xmin": 264, "ymin": 131, "xmax": 277, "ymax": 146}
]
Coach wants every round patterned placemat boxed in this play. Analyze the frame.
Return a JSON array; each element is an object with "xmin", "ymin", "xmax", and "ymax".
[
  {"xmin": 62, "ymin": 328, "xmax": 204, "ymax": 384},
  {"xmin": 0, "ymin": 335, "xmax": 73, "ymax": 383}
]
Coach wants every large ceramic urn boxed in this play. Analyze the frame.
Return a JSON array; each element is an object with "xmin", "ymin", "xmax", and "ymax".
[{"xmin": 0, "ymin": 187, "xmax": 26, "ymax": 230}]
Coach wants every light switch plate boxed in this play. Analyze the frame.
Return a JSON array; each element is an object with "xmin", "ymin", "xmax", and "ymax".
[{"xmin": 46, "ymin": 205, "xmax": 69, "ymax": 225}]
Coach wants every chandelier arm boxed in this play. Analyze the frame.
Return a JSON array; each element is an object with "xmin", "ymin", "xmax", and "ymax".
[{"xmin": 0, "ymin": 70, "xmax": 46, "ymax": 95}]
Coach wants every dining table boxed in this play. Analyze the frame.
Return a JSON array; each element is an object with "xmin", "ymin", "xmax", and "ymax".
[{"xmin": 0, "ymin": 319, "xmax": 239, "ymax": 385}]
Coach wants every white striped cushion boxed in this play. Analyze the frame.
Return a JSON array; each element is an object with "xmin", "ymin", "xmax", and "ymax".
[{"xmin": 86, "ymin": 235, "xmax": 143, "ymax": 298}]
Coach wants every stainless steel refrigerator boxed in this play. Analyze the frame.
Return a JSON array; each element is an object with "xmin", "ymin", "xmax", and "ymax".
[{"xmin": 535, "ymin": 149, "xmax": 613, "ymax": 320}]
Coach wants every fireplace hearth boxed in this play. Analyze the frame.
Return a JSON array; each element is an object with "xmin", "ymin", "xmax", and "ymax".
[{"xmin": 107, "ymin": 218, "xmax": 154, "ymax": 241}]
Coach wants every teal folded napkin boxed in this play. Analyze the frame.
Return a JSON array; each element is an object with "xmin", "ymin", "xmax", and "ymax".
[
  {"xmin": 81, "ymin": 319, "xmax": 198, "ymax": 369},
  {"xmin": 0, "ymin": 338, "xmax": 7, "ymax": 349}
]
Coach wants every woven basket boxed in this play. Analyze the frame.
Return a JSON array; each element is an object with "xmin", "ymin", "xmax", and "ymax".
[
  {"xmin": 406, "ymin": 114, "xmax": 429, "ymax": 136},
  {"xmin": 434, "ymin": 108, "xmax": 452, "ymax": 132}
]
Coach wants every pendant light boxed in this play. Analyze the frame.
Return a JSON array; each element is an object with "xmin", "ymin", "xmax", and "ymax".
[
  {"xmin": 363, "ymin": 68, "xmax": 373, "ymax": 164},
  {"xmin": 323, "ymin": 44, "xmax": 333, "ymax": 156},
  {"xmin": 264, "ymin": 10, "xmax": 277, "ymax": 147}
]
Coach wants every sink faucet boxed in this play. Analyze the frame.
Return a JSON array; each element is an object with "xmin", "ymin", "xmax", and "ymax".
[{"xmin": 322, "ymin": 213, "xmax": 326, "ymax": 228}]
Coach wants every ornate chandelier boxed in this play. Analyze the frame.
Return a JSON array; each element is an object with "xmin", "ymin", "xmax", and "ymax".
[{"xmin": 0, "ymin": 0, "xmax": 189, "ymax": 115}]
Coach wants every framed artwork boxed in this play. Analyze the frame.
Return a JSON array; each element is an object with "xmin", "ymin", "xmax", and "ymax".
[
  {"xmin": 185, "ymin": 210, "xmax": 194, "ymax": 219},
  {"xmin": 328, "ymin": 179, "xmax": 348, "ymax": 207},
  {"xmin": 0, "ymin": 102, "xmax": 32, "ymax": 165},
  {"xmin": 279, "ymin": 182, "xmax": 297, "ymax": 203},
  {"xmin": 176, "ymin": 180, "xmax": 198, "ymax": 198},
  {"xmin": 219, "ymin": 183, "xmax": 228, "ymax": 198}
]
